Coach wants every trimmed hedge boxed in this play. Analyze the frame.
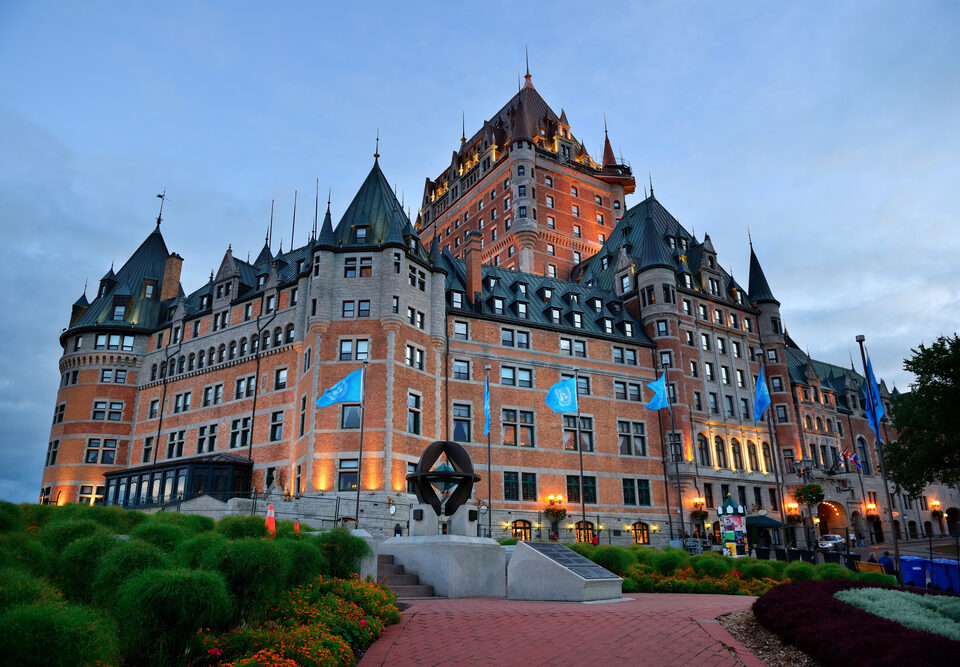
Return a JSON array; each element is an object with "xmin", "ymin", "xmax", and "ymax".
[{"xmin": 217, "ymin": 514, "xmax": 268, "ymax": 539}]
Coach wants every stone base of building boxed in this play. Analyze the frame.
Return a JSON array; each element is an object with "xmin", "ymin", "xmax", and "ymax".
[{"xmin": 378, "ymin": 534, "xmax": 506, "ymax": 598}]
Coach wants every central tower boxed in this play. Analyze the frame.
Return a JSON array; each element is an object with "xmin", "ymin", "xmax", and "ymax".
[{"xmin": 418, "ymin": 71, "xmax": 635, "ymax": 280}]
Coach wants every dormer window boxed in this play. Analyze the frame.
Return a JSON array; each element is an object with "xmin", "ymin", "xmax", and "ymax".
[
  {"xmin": 492, "ymin": 297, "xmax": 505, "ymax": 314},
  {"xmin": 620, "ymin": 274, "xmax": 630, "ymax": 292},
  {"xmin": 623, "ymin": 322, "xmax": 635, "ymax": 337},
  {"xmin": 572, "ymin": 313, "xmax": 583, "ymax": 328},
  {"xmin": 668, "ymin": 237, "xmax": 676, "ymax": 249},
  {"xmin": 683, "ymin": 274, "xmax": 693, "ymax": 288},
  {"xmin": 488, "ymin": 276, "xmax": 498, "ymax": 289},
  {"xmin": 549, "ymin": 307, "xmax": 561, "ymax": 324},
  {"xmin": 542, "ymin": 287, "xmax": 553, "ymax": 301},
  {"xmin": 568, "ymin": 293, "xmax": 579, "ymax": 304},
  {"xmin": 591, "ymin": 298, "xmax": 603, "ymax": 313},
  {"xmin": 112, "ymin": 305, "xmax": 126, "ymax": 321},
  {"xmin": 518, "ymin": 283, "xmax": 527, "ymax": 297},
  {"xmin": 257, "ymin": 275, "xmax": 266, "ymax": 289},
  {"xmin": 451, "ymin": 291, "xmax": 464, "ymax": 308},
  {"xmin": 216, "ymin": 285, "xmax": 223, "ymax": 298},
  {"xmin": 517, "ymin": 302, "xmax": 528, "ymax": 319},
  {"xmin": 143, "ymin": 282, "xmax": 156, "ymax": 299},
  {"xmin": 602, "ymin": 318, "xmax": 613, "ymax": 334},
  {"xmin": 296, "ymin": 259, "xmax": 305, "ymax": 273},
  {"xmin": 708, "ymin": 256, "xmax": 715, "ymax": 269},
  {"xmin": 200, "ymin": 295, "xmax": 210, "ymax": 309},
  {"xmin": 601, "ymin": 256, "xmax": 610, "ymax": 270}
]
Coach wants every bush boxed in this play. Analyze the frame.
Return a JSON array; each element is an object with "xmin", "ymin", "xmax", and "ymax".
[
  {"xmin": 57, "ymin": 533, "xmax": 118, "ymax": 602},
  {"xmin": 77, "ymin": 504, "xmax": 147, "ymax": 533},
  {"xmin": 0, "ymin": 533, "xmax": 56, "ymax": 578},
  {"xmin": 41, "ymin": 519, "xmax": 107, "ymax": 554},
  {"xmin": 783, "ymin": 561, "xmax": 816, "ymax": 582},
  {"xmin": 92, "ymin": 539, "xmax": 170, "ymax": 605},
  {"xmin": 276, "ymin": 519, "xmax": 311, "ymax": 539},
  {"xmin": 148, "ymin": 510, "xmax": 215, "ymax": 534},
  {"xmin": 815, "ymin": 562, "xmax": 855, "ymax": 581},
  {"xmin": 131, "ymin": 521, "xmax": 191, "ymax": 551},
  {"xmin": 267, "ymin": 590, "xmax": 383, "ymax": 652},
  {"xmin": 621, "ymin": 577, "xmax": 639, "ymax": 593},
  {"xmin": 217, "ymin": 514, "xmax": 268, "ymax": 539},
  {"xmin": 203, "ymin": 538, "xmax": 291, "ymax": 621},
  {"xmin": 648, "ymin": 548, "xmax": 688, "ymax": 575},
  {"xmin": 0, "ymin": 568, "xmax": 62, "ymax": 611},
  {"xmin": 326, "ymin": 577, "xmax": 401, "ymax": 625},
  {"xmin": 738, "ymin": 559, "xmax": 777, "ymax": 581},
  {"xmin": 0, "ymin": 602, "xmax": 119, "ymax": 667},
  {"xmin": 275, "ymin": 538, "xmax": 326, "ymax": 587},
  {"xmin": 211, "ymin": 621, "xmax": 354, "ymax": 667},
  {"xmin": 858, "ymin": 571, "xmax": 898, "ymax": 586},
  {"xmin": 115, "ymin": 568, "xmax": 232, "ymax": 662},
  {"xmin": 174, "ymin": 532, "xmax": 229, "ymax": 569},
  {"xmin": 315, "ymin": 528, "xmax": 371, "ymax": 579},
  {"xmin": 590, "ymin": 545, "xmax": 636, "ymax": 576},
  {"xmin": 565, "ymin": 542, "xmax": 595, "ymax": 559},
  {"xmin": 0, "ymin": 501, "xmax": 23, "ymax": 532},
  {"xmin": 690, "ymin": 554, "xmax": 732, "ymax": 578},
  {"xmin": 497, "ymin": 538, "xmax": 519, "ymax": 545},
  {"xmin": 19, "ymin": 503, "xmax": 56, "ymax": 530}
]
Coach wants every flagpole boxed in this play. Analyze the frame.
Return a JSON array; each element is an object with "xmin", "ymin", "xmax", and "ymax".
[
  {"xmin": 485, "ymin": 366, "xmax": 492, "ymax": 540},
  {"xmin": 757, "ymin": 361, "xmax": 787, "ymax": 546},
  {"xmin": 856, "ymin": 335, "xmax": 901, "ymax": 584},
  {"xmin": 574, "ymin": 369, "xmax": 587, "ymax": 539},
  {"xmin": 354, "ymin": 360, "xmax": 368, "ymax": 527},
  {"xmin": 662, "ymin": 361, "xmax": 684, "ymax": 539}
]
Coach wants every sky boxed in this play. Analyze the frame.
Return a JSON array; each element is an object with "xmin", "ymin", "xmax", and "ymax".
[{"xmin": 1, "ymin": 1, "xmax": 958, "ymax": 503}]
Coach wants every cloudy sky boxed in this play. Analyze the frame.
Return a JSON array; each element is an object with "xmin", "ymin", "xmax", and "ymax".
[{"xmin": 1, "ymin": 1, "xmax": 958, "ymax": 503}]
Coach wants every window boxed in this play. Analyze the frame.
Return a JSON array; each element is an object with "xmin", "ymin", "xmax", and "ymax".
[
  {"xmin": 560, "ymin": 337, "xmax": 587, "ymax": 357},
  {"xmin": 659, "ymin": 351, "xmax": 671, "ymax": 368},
  {"xmin": 740, "ymin": 398, "xmax": 751, "ymax": 421},
  {"xmin": 338, "ymin": 459, "xmax": 358, "ymax": 492},
  {"xmin": 503, "ymin": 471, "xmax": 520, "ymax": 501},
  {"xmin": 613, "ymin": 346, "xmax": 638, "ymax": 365},
  {"xmin": 405, "ymin": 344, "xmax": 425, "ymax": 370},
  {"xmin": 689, "ymin": 360, "xmax": 699, "ymax": 378},
  {"xmin": 453, "ymin": 359, "xmax": 470, "ymax": 380},
  {"xmin": 572, "ymin": 204, "xmax": 580, "ymax": 217},
  {"xmin": 197, "ymin": 425, "xmax": 217, "ymax": 453},
  {"xmin": 452, "ymin": 404, "xmax": 471, "ymax": 442},
  {"xmin": 563, "ymin": 416, "xmax": 593, "ymax": 451},
  {"xmin": 342, "ymin": 301, "xmax": 355, "ymax": 317},
  {"xmin": 700, "ymin": 333, "xmax": 711, "ymax": 351},
  {"xmin": 656, "ymin": 320, "xmax": 669, "ymax": 337},
  {"xmin": 618, "ymin": 421, "xmax": 647, "ymax": 456},
  {"xmin": 453, "ymin": 321, "xmax": 469, "ymax": 340},
  {"xmin": 521, "ymin": 473, "xmax": 537, "ymax": 501},
  {"xmin": 705, "ymin": 363, "xmax": 715, "ymax": 381},
  {"xmin": 698, "ymin": 435, "xmax": 711, "ymax": 466},
  {"xmin": 407, "ymin": 393, "xmax": 421, "ymax": 434},
  {"xmin": 613, "ymin": 381, "xmax": 642, "ymax": 402},
  {"xmin": 709, "ymin": 392, "xmax": 719, "ymax": 414},
  {"xmin": 93, "ymin": 400, "xmax": 124, "ymax": 421},
  {"xmin": 776, "ymin": 405, "xmax": 788, "ymax": 423},
  {"xmin": 725, "ymin": 395, "xmax": 736, "ymax": 417},
  {"xmin": 732, "ymin": 441, "xmax": 744, "ymax": 470},
  {"xmin": 202, "ymin": 384, "xmax": 223, "ymax": 406},
  {"xmin": 270, "ymin": 411, "xmax": 284, "ymax": 441},
  {"xmin": 100, "ymin": 368, "xmax": 113, "ymax": 383},
  {"xmin": 547, "ymin": 265, "xmax": 556, "ymax": 278},
  {"xmin": 112, "ymin": 304, "xmax": 126, "ymax": 321},
  {"xmin": 339, "ymin": 339, "xmax": 368, "ymax": 360},
  {"xmin": 408, "ymin": 266, "xmax": 425, "ymax": 290},
  {"xmin": 767, "ymin": 348, "xmax": 778, "ymax": 363},
  {"xmin": 714, "ymin": 437, "xmax": 728, "ymax": 468},
  {"xmin": 502, "ymin": 409, "xmax": 535, "ymax": 447},
  {"xmin": 162, "ymin": 431, "xmax": 184, "ymax": 459},
  {"xmin": 299, "ymin": 396, "xmax": 307, "ymax": 436},
  {"xmin": 566, "ymin": 475, "xmax": 596, "ymax": 504},
  {"xmin": 721, "ymin": 366, "xmax": 730, "ymax": 385},
  {"xmin": 732, "ymin": 341, "xmax": 742, "ymax": 359},
  {"xmin": 230, "ymin": 417, "xmax": 251, "ymax": 448}
]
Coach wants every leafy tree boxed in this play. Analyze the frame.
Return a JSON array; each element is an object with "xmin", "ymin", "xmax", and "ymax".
[{"xmin": 887, "ymin": 334, "xmax": 960, "ymax": 497}]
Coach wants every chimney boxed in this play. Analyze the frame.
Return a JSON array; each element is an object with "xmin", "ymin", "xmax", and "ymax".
[
  {"xmin": 160, "ymin": 252, "xmax": 183, "ymax": 301},
  {"xmin": 464, "ymin": 230, "xmax": 483, "ymax": 305}
]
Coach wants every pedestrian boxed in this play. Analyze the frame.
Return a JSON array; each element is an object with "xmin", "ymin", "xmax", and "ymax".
[
  {"xmin": 878, "ymin": 550, "xmax": 895, "ymax": 575},
  {"xmin": 867, "ymin": 553, "xmax": 878, "ymax": 563},
  {"xmin": 591, "ymin": 534, "xmax": 599, "ymax": 546}
]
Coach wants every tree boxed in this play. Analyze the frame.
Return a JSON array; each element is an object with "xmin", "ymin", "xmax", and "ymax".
[{"xmin": 886, "ymin": 334, "xmax": 960, "ymax": 498}]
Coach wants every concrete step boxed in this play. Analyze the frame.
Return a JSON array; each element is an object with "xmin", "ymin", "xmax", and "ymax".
[
  {"xmin": 390, "ymin": 584, "xmax": 435, "ymax": 598},
  {"xmin": 379, "ymin": 573, "xmax": 419, "ymax": 586},
  {"xmin": 378, "ymin": 563, "xmax": 405, "ymax": 576},
  {"xmin": 377, "ymin": 554, "xmax": 395, "ymax": 564}
]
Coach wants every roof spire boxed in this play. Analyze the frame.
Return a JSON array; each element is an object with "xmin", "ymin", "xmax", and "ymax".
[
  {"xmin": 155, "ymin": 188, "xmax": 167, "ymax": 226},
  {"xmin": 312, "ymin": 178, "xmax": 319, "ymax": 240},
  {"xmin": 602, "ymin": 114, "xmax": 616, "ymax": 166},
  {"xmin": 460, "ymin": 111, "xmax": 466, "ymax": 143},
  {"xmin": 748, "ymin": 226, "xmax": 753, "ymax": 250},
  {"xmin": 83, "ymin": 277, "xmax": 88, "ymax": 295},
  {"xmin": 290, "ymin": 189, "xmax": 297, "ymax": 252},
  {"xmin": 374, "ymin": 129, "xmax": 380, "ymax": 160},
  {"xmin": 648, "ymin": 172, "xmax": 654, "ymax": 198},
  {"xmin": 268, "ymin": 199, "xmax": 274, "ymax": 248}
]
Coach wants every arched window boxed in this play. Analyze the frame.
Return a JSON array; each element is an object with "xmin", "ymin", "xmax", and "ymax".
[
  {"xmin": 151, "ymin": 364, "xmax": 157, "ymax": 381},
  {"xmin": 178, "ymin": 356, "xmax": 185, "ymax": 374},
  {"xmin": 747, "ymin": 441, "xmax": 759, "ymax": 471},
  {"xmin": 273, "ymin": 327, "xmax": 282, "ymax": 346},
  {"xmin": 631, "ymin": 521, "xmax": 650, "ymax": 545},
  {"xmin": 698, "ymin": 434, "xmax": 711, "ymax": 466},
  {"xmin": 762, "ymin": 442, "xmax": 772, "ymax": 473},
  {"xmin": 261, "ymin": 332, "xmax": 270, "ymax": 350},
  {"xmin": 714, "ymin": 436, "xmax": 728, "ymax": 468},
  {"xmin": 731, "ymin": 440, "xmax": 744, "ymax": 470},
  {"xmin": 198, "ymin": 350, "xmax": 205, "ymax": 368},
  {"xmin": 511, "ymin": 519, "xmax": 531, "ymax": 541},
  {"xmin": 826, "ymin": 419, "xmax": 833, "ymax": 433},
  {"xmin": 229, "ymin": 341, "xmax": 236, "ymax": 360},
  {"xmin": 188, "ymin": 353, "xmax": 195, "ymax": 371},
  {"xmin": 857, "ymin": 437, "xmax": 873, "ymax": 476},
  {"xmin": 217, "ymin": 344, "xmax": 225, "ymax": 363},
  {"xmin": 208, "ymin": 347, "xmax": 216, "ymax": 365},
  {"xmin": 285, "ymin": 324, "xmax": 295, "ymax": 344},
  {"xmin": 575, "ymin": 520, "xmax": 595, "ymax": 543},
  {"xmin": 816, "ymin": 417, "xmax": 823, "ymax": 432},
  {"xmin": 251, "ymin": 335, "xmax": 259, "ymax": 353},
  {"xmin": 805, "ymin": 415, "xmax": 814, "ymax": 430},
  {"xmin": 239, "ymin": 338, "xmax": 247, "ymax": 356},
  {"xmin": 160, "ymin": 361, "xmax": 167, "ymax": 377}
]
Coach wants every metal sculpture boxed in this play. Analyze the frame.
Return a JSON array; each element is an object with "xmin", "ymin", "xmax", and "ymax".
[{"xmin": 406, "ymin": 440, "xmax": 481, "ymax": 516}]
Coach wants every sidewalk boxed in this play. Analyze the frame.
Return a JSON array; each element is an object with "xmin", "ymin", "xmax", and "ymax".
[{"xmin": 360, "ymin": 594, "xmax": 762, "ymax": 667}]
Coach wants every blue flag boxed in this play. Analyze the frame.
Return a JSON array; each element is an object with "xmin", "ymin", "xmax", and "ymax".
[
  {"xmin": 864, "ymin": 356, "xmax": 885, "ymax": 438},
  {"xmin": 545, "ymin": 377, "xmax": 578, "ymax": 413},
  {"xmin": 483, "ymin": 376, "xmax": 491, "ymax": 435},
  {"xmin": 851, "ymin": 453, "xmax": 862, "ymax": 471},
  {"xmin": 316, "ymin": 369, "xmax": 363, "ymax": 408},
  {"xmin": 754, "ymin": 364, "xmax": 771, "ymax": 424},
  {"xmin": 645, "ymin": 372, "xmax": 670, "ymax": 410}
]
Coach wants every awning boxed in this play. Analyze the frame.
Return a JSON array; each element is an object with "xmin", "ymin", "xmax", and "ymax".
[{"xmin": 746, "ymin": 515, "xmax": 783, "ymax": 528}]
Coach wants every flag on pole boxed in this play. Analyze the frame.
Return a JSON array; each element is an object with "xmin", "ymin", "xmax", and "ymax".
[
  {"xmin": 483, "ymin": 375, "xmax": 491, "ymax": 435},
  {"xmin": 316, "ymin": 368, "xmax": 363, "ymax": 408},
  {"xmin": 864, "ymin": 356, "xmax": 885, "ymax": 438},
  {"xmin": 545, "ymin": 376, "xmax": 578, "ymax": 413},
  {"xmin": 754, "ymin": 364, "xmax": 771, "ymax": 424},
  {"xmin": 645, "ymin": 372, "xmax": 670, "ymax": 410},
  {"xmin": 851, "ymin": 453, "xmax": 863, "ymax": 471}
]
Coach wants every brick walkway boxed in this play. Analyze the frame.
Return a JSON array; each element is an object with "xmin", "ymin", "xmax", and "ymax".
[{"xmin": 360, "ymin": 594, "xmax": 763, "ymax": 667}]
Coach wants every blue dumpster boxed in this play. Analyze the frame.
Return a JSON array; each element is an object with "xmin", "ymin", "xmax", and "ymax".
[
  {"xmin": 930, "ymin": 559, "xmax": 960, "ymax": 593},
  {"xmin": 900, "ymin": 556, "xmax": 928, "ymax": 587}
]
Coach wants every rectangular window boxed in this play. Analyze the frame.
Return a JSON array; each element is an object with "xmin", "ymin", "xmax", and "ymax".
[
  {"xmin": 563, "ymin": 415, "xmax": 593, "ymax": 451},
  {"xmin": 453, "ymin": 359, "xmax": 470, "ymax": 380},
  {"xmin": 407, "ymin": 393, "xmax": 421, "ymax": 434},
  {"xmin": 637, "ymin": 480, "xmax": 651, "ymax": 506},
  {"xmin": 623, "ymin": 479, "xmax": 637, "ymax": 505},
  {"xmin": 338, "ymin": 459, "xmax": 358, "ymax": 492},
  {"xmin": 166, "ymin": 431, "xmax": 184, "ymax": 459},
  {"xmin": 230, "ymin": 417, "xmax": 251, "ymax": 448},
  {"xmin": 342, "ymin": 301, "xmax": 355, "ymax": 317},
  {"xmin": 503, "ymin": 471, "xmax": 519, "ymax": 501},
  {"xmin": 618, "ymin": 420, "xmax": 647, "ymax": 456},
  {"xmin": 275, "ymin": 368, "xmax": 287, "ymax": 390},
  {"xmin": 452, "ymin": 404, "xmax": 471, "ymax": 442},
  {"xmin": 776, "ymin": 405, "xmax": 788, "ymax": 423},
  {"xmin": 197, "ymin": 424, "xmax": 218, "ymax": 453},
  {"xmin": 340, "ymin": 404, "xmax": 361, "ymax": 429},
  {"xmin": 502, "ymin": 409, "xmax": 535, "ymax": 447},
  {"xmin": 405, "ymin": 345, "xmax": 425, "ymax": 370},
  {"xmin": 270, "ymin": 411, "xmax": 284, "ymax": 441},
  {"xmin": 521, "ymin": 472, "xmax": 537, "ymax": 501},
  {"xmin": 453, "ymin": 321, "xmax": 469, "ymax": 340}
]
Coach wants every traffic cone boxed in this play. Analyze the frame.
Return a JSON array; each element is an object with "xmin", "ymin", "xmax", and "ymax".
[
  {"xmin": 265, "ymin": 504, "xmax": 276, "ymax": 537},
  {"xmin": 294, "ymin": 519, "xmax": 301, "ymax": 536}
]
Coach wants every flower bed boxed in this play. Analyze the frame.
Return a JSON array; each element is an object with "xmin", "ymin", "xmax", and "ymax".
[
  {"xmin": 834, "ymin": 587, "xmax": 960, "ymax": 642},
  {"xmin": 753, "ymin": 580, "xmax": 960, "ymax": 666},
  {"xmin": 625, "ymin": 563, "xmax": 779, "ymax": 596}
]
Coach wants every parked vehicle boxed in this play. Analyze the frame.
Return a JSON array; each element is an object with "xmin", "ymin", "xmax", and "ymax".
[{"xmin": 818, "ymin": 534, "xmax": 845, "ymax": 550}]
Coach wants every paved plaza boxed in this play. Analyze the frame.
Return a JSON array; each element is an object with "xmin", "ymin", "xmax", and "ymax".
[{"xmin": 360, "ymin": 594, "xmax": 763, "ymax": 667}]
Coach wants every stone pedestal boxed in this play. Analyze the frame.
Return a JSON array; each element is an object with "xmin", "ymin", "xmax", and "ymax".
[
  {"xmin": 447, "ymin": 504, "xmax": 479, "ymax": 536},
  {"xmin": 378, "ymin": 535, "xmax": 506, "ymax": 598},
  {"xmin": 408, "ymin": 503, "xmax": 440, "ymax": 537}
]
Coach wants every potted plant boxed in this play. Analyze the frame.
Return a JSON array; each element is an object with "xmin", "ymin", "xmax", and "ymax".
[
  {"xmin": 787, "ymin": 514, "xmax": 804, "ymax": 525},
  {"xmin": 691, "ymin": 509, "xmax": 709, "ymax": 522},
  {"xmin": 932, "ymin": 509, "xmax": 944, "ymax": 520},
  {"xmin": 543, "ymin": 505, "xmax": 567, "ymax": 523}
]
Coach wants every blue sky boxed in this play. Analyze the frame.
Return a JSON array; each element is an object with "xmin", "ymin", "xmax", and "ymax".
[{"xmin": 1, "ymin": 1, "xmax": 958, "ymax": 503}]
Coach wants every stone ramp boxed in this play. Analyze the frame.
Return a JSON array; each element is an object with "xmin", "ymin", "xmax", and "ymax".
[{"xmin": 377, "ymin": 554, "xmax": 436, "ymax": 598}]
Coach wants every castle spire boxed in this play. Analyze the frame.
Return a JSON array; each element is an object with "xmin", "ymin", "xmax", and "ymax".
[
  {"xmin": 460, "ymin": 112, "xmax": 466, "ymax": 144},
  {"xmin": 602, "ymin": 114, "xmax": 616, "ymax": 167},
  {"xmin": 374, "ymin": 129, "xmax": 380, "ymax": 160},
  {"xmin": 523, "ymin": 46, "xmax": 533, "ymax": 88},
  {"xmin": 155, "ymin": 188, "xmax": 167, "ymax": 227}
]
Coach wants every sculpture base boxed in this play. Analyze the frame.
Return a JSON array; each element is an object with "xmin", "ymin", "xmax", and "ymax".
[
  {"xmin": 379, "ymin": 535, "xmax": 505, "ymax": 598},
  {"xmin": 507, "ymin": 541, "xmax": 621, "ymax": 601}
]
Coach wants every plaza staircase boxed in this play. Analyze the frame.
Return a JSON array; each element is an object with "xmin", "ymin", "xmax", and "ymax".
[{"xmin": 377, "ymin": 554, "xmax": 436, "ymax": 598}]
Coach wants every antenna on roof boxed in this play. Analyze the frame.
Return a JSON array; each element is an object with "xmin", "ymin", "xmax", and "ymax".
[
  {"xmin": 313, "ymin": 178, "xmax": 319, "ymax": 240},
  {"xmin": 643, "ymin": 185, "xmax": 647, "ymax": 198},
  {"xmin": 279, "ymin": 237, "xmax": 283, "ymax": 253},
  {"xmin": 849, "ymin": 349, "xmax": 856, "ymax": 371},
  {"xmin": 291, "ymin": 189, "xmax": 297, "ymax": 252},
  {"xmin": 374, "ymin": 129, "xmax": 380, "ymax": 160},
  {"xmin": 155, "ymin": 188, "xmax": 167, "ymax": 226}
]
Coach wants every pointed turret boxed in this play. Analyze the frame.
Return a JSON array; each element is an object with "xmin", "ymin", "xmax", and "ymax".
[
  {"xmin": 253, "ymin": 239, "xmax": 273, "ymax": 267},
  {"xmin": 334, "ymin": 159, "xmax": 410, "ymax": 249},
  {"xmin": 317, "ymin": 199, "xmax": 335, "ymax": 248},
  {"xmin": 747, "ymin": 242, "xmax": 779, "ymax": 306},
  {"xmin": 602, "ymin": 117, "xmax": 617, "ymax": 167},
  {"xmin": 428, "ymin": 231, "xmax": 441, "ymax": 263},
  {"xmin": 637, "ymin": 222, "xmax": 675, "ymax": 272},
  {"xmin": 804, "ymin": 354, "xmax": 818, "ymax": 382},
  {"xmin": 510, "ymin": 99, "xmax": 532, "ymax": 141}
]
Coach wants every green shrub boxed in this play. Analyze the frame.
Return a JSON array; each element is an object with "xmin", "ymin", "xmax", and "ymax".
[
  {"xmin": 316, "ymin": 528, "xmax": 371, "ymax": 579},
  {"xmin": 815, "ymin": 562, "xmax": 855, "ymax": 581},
  {"xmin": 766, "ymin": 559, "xmax": 789, "ymax": 578},
  {"xmin": 174, "ymin": 532, "xmax": 229, "ymax": 568},
  {"xmin": 691, "ymin": 554, "xmax": 732, "ymax": 578},
  {"xmin": 19, "ymin": 503, "xmax": 56, "ymax": 529},
  {"xmin": 203, "ymin": 538, "xmax": 291, "ymax": 621},
  {"xmin": 276, "ymin": 519, "xmax": 311, "ymax": 539},
  {"xmin": 0, "ymin": 501, "xmax": 23, "ymax": 532},
  {"xmin": 57, "ymin": 533, "xmax": 118, "ymax": 602},
  {"xmin": 0, "ymin": 533, "xmax": 56, "ymax": 578},
  {"xmin": 148, "ymin": 510, "xmax": 215, "ymax": 534},
  {"xmin": 0, "ymin": 602, "xmax": 119, "ymax": 667},
  {"xmin": 211, "ymin": 621, "xmax": 354, "ymax": 666},
  {"xmin": 77, "ymin": 504, "xmax": 147, "ymax": 533},
  {"xmin": 784, "ymin": 561, "xmax": 817, "ymax": 581},
  {"xmin": 565, "ymin": 542, "xmax": 595, "ymax": 558},
  {"xmin": 92, "ymin": 539, "xmax": 170, "ymax": 605},
  {"xmin": 116, "ymin": 568, "xmax": 232, "ymax": 662},
  {"xmin": 276, "ymin": 538, "xmax": 326, "ymax": 587},
  {"xmin": 327, "ymin": 577, "xmax": 401, "ymax": 626},
  {"xmin": 857, "ymin": 571, "xmax": 898, "ymax": 586},
  {"xmin": 131, "ymin": 521, "xmax": 190, "ymax": 551},
  {"xmin": 41, "ymin": 519, "xmax": 107, "ymax": 554},
  {"xmin": 591, "ymin": 545, "xmax": 636, "ymax": 575},
  {"xmin": 648, "ymin": 548, "xmax": 688, "ymax": 575},
  {"xmin": 217, "ymin": 514, "xmax": 268, "ymax": 539},
  {"xmin": 629, "ymin": 546, "xmax": 660, "ymax": 564},
  {"xmin": 621, "ymin": 577, "xmax": 639, "ymax": 593},
  {"xmin": 737, "ymin": 558, "xmax": 777, "ymax": 581},
  {"xmin": 497, "ymin": 538, "xmax": 519, "ymax": 545},
  {"xmin": 0, "ymin": 568, "xmax": 62, "ymax": 611}
]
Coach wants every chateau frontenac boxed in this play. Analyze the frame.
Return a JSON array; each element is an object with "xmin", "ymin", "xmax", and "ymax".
[{"xmin": 41, "ymin": 74, "xmax": 960, "ymax": 547}]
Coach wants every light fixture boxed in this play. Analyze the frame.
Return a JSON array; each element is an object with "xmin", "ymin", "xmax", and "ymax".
[
  {"xmin": 786, "ymin": 502, "xmax": 799, "ymax": 511},
  {"xmin": 931, "ymin": 499, "xmax": 941, "ymax": 508},
  {"xmin": 866, "ymin": 503, "xmax": 877, "ymax": 511}
]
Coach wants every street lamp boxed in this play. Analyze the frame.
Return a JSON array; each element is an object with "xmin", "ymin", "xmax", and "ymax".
[{"xmin": 793, "ymin": 459, "xmax": 818, "ymax": 548}]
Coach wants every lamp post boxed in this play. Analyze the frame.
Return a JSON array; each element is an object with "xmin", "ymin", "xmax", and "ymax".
[{"xmin": 794, "ymin": 458, "xmax": 818, "ymax": 548}]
